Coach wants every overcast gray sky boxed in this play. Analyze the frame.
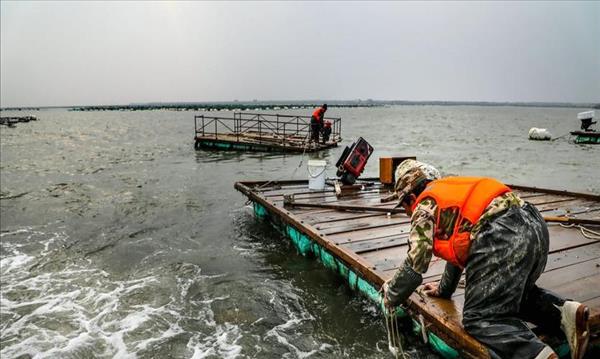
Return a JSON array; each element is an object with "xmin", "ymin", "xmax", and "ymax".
[{"xmin": 1, "ymin": 1, "xmax": 599, "ymax": 107}]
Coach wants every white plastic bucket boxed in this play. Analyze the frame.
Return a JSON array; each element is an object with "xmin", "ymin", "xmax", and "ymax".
[{"xmin": 308, "ymin": 160, "xmax": 327, "ymax": 190}]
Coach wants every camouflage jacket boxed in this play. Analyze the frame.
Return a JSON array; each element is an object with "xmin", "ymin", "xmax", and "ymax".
[
  {"xmin": 385, "ymin": 192, "xmax": 524, "ymax": 305},
  {"xmin": 406, "ymin": 191, "xmax": 524, "ymax": 273}
]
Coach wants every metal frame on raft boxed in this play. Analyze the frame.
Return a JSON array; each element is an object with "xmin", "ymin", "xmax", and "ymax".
[
  {"xmin": 194, "ymin": 113, "xmax": 342, "ymax": 152},
  {"xmin": 235, "ymin": 179, "xmax": 600, "ymax": 359}
]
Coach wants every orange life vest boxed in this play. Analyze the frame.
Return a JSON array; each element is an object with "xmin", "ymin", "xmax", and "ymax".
[
  {"xmin": 312, "ymin": 107, "xmax": 325, "ymax": 123},
  {"xmin": 412, "ymin": 177, "xmax": 511, "ymax": 268}
]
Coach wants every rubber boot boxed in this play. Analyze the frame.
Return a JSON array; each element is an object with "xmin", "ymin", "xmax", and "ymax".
[
  {"xmin": 555, "ymin": 301, "xmax": 590, "ymax": 359},
  {"xmin": 534, "ymin": 346, "xmax": 558, "ymax": 359}
]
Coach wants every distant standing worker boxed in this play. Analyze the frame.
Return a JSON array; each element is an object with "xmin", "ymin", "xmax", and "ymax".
[{"xmin": 311, "ymin": 104, "xmax": 327, "ymax": 143}]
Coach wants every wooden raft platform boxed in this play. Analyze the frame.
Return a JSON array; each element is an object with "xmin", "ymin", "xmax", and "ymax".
[
  {"xmin": 0, "ymin": 116, "xmax": 38, "ymax": 127},
  {"xmin": 235, "ymin": 179, "xmax": 600, "ymax": 358},
  {"xmin": 194, "ymin": 112, "xmax": 342, "ymax": 153},
  {"xmin": 195, "ymin": 132, "xmax": 338, "ymax": 153}
]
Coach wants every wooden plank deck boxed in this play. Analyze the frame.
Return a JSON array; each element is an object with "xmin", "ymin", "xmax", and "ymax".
[
  {"xmin": 235, "ymin": 179, "xmax": 600, "ymax": 358},
  {"xmin": 195, "ymin": 132, "xmax": 339, "ymax": 153}
]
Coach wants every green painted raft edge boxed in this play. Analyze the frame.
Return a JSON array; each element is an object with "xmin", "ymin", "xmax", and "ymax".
[{"xmin": 574, "ymin": 135, "xmax": 600, "ymax": 144}]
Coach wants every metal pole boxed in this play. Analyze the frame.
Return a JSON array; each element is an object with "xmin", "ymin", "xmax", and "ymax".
[{"xmin": 284, "ymin": 201, "xmax": 404, "ymax": 214}]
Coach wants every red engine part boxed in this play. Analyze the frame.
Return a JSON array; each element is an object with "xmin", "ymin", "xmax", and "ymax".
[{"xmin": 335, "ymin": 137, "xmax": 374, "ymax": 183}]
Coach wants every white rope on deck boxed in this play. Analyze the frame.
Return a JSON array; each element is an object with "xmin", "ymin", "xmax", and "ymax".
[{"xmin": 559, "ymin": 223, "xmax": 600, "ymax": 240}]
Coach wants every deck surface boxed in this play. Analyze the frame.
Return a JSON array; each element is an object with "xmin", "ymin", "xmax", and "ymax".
[
  {"xmin": 195, "ymin": 132, "xmax": 339, "ymax": 152},
  {"xmin": 235, "ymin": 179, "xmax": 600, "ymax": 358}
]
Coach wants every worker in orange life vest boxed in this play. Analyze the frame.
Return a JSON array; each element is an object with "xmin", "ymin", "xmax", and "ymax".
[
  {"xmin": 382, "ymin": 159, "xmax": 590, "ymax": 359},
  {"xmin": 310, "ymin": 104, "xmax": 327, "ymax": 143}
]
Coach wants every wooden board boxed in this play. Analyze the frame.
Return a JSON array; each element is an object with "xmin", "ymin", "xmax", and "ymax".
[
  {"xmin": 235, "ymin": 179, "xmax": 600, "ymax": 358},
  {"xmin": 196, "ymin": 132, "xmax": 339, "ymax": 153}
]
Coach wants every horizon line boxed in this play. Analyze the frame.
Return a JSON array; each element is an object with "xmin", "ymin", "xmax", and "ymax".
[{"xmin": 2, "ymin": 99, "xmax": 600, "ymax": 111}]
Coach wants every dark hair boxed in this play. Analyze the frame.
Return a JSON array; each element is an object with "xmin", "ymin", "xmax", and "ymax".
[{"xmin": 322, "ymin": 104, "xmax": 328, "ymax": 110}]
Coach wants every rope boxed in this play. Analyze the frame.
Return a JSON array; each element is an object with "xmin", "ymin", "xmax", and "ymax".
[
  {"xmin": 380, "ymin": 285, "xmax": 407, "ymax": 359},
  {"xmin": 250, "ymin": 132, "xmax": 314, "ymax": 193},
  {"xmin": 578, "ymin": 225, "xmax": 600, "ymax": 240},
  {"xmin": 290, "ymin": 131, "xmax": 312, "ymax": 179},
  {"xmin": 559, "ymin": 223, "xmax": 600, "ymax": 240},
  {"xmin": 384, "ymin": 306, "xmax": 407, "ymax": 359},
  {"xmin": 551, "ymin": 132, "xmax": 571, "ymax": 141}
]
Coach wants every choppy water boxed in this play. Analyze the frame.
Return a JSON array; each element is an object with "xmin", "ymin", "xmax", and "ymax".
[{"xmin": 1, "ymin": 106, "xmax": 598, "ymax": 358}]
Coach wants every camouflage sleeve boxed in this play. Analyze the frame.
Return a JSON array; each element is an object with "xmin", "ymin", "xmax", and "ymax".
[
  {"xmin": 384, "ymin": 199, "xmax": 436, "ymax": 306},
  {"xmin": 405, "ymin": 199, "xmax": 436, "ymax": 274}
]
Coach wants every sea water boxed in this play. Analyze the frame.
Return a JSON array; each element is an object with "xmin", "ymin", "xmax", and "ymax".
[{"xmin": 1, "ymin": 106, "xmax": 598, "ymax": 358}]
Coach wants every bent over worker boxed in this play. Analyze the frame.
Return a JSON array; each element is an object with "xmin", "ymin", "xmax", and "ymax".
[
  {"xmin": 382, "ymin": 159, "xmax": 590, "ymax": 359},
  {"xmin": 311, "ymin": 104, "xmax": 327, "ymax": 143}
]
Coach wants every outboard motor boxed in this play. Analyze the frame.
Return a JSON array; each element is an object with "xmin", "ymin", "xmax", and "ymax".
[
  {"xmin": 578, "ymin": 111, "xmax": 597, "ymax": 132},
  {"xmin": 335, "ymin": 137, "xmax": 374, "ymax": 184}
]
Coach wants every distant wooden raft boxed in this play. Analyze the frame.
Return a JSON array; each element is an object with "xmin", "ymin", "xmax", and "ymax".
[
  {"xmin": 235, "ymin": 179, "xmax": 600, "ymax": 358},
  {"xmin": 193, "ymin": 112, "xmax": 342, "ymax": 153},
  {"xmin": 0, "ymin": 116, "xmax": 38, "ymax": 126}
]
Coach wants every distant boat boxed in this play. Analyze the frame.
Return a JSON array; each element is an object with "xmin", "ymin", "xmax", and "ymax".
[{"xmin": 570, "ymin": 111, "xmax": 599, "ymax": 144}]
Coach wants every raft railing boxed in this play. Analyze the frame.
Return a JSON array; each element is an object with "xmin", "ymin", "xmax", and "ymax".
[{"xmin": 194, "ymin": 112, "xmax": 342, "ymax": 145}]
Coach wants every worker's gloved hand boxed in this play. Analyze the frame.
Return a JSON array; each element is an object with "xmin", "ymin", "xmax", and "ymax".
[{"xmin": 422, "ymin": 282, "xmax": 441, "ymax": 297}]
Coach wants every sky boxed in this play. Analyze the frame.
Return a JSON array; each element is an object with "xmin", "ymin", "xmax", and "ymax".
[{"xmin": 1, "ymin": 1, "xmax": 599, "ymax": 107}]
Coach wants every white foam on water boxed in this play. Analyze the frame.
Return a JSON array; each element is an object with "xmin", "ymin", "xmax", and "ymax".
[
  {"xmin": 0, "ymin": 253, "xmax": 34, "ymax": 274},
  {"xmin": 134, "ymin": 321, "xmax": 183, "ymax": 352},
  {"xmin": 1, "ymin": 267, "xmax": 194, "ymax": 357},
  {"xmin": 0, "ymin": 228, "xmax": 220, "ymax": 358},
  {"xmin": 261, "ymin": 288, "xmax": 335, "ymax": 359},
  {"xmin": 198, "ymin": 295, "xmax": 230, "ymax": 305},
  {"xmin": 1, "ymin": 225, "xmax": 336, "ymax": 358},
  {"xmin": 187, "ymin": 322, "xmax": 243, "ymax": 359}
]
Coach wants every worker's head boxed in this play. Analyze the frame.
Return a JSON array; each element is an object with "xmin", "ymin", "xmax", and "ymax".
[
  {"xmin": 322, "ymin": 104, "xmax": 328, "ymax": 111},
  {"xmin": 325, "ymin": 121, "xmax": 332, "ymax": 128},
  {"xmin": 394, "ymin": 159, "xmax": 440, "ymax": 215}
]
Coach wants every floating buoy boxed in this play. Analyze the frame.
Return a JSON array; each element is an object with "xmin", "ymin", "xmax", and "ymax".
[{"xmin": 528, "ymin": 127, "xmax": 552, "ymax": 141}]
